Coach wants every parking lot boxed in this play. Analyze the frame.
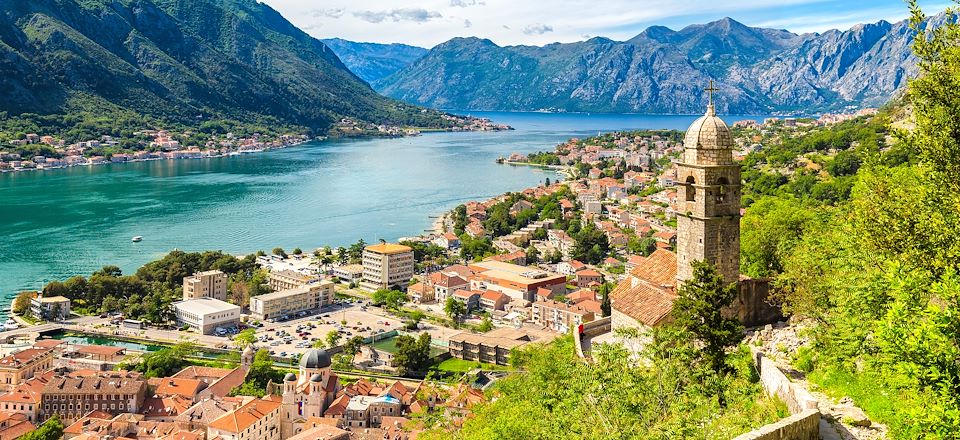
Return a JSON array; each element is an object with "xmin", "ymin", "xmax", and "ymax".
[{"xmin": 249, "ymin": 297, "xmax": 469, "ymax": 360}]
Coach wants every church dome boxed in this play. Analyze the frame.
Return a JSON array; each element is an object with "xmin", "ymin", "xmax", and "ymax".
[
  {"xmin": 283, "ymin": 372, "xmax": 297, "ymax": 382},
  {"xmin": 683, "ymin": 104, "xmax": 733, "ymax": 150},
  {"xmin": 299, "ymin": 349, "xmax": 332, "ymax": 369},
  {"xmin": 310, "ymin": 373, "xmax": 323, "ymax": 383}
]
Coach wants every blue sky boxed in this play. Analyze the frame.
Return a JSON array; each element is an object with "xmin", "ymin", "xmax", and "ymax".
[{"xmin": 262, "ymin": 0, "xmax": 953, "ymax": 47}]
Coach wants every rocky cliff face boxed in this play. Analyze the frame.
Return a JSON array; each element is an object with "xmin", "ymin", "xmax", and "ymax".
[
  {"xmin": 375, "ymin": 16, "xmax": 939, "ymax": 114},
  {"xmin": 320, "ymin": 38, "xmax": 427, "ymax": 84}
]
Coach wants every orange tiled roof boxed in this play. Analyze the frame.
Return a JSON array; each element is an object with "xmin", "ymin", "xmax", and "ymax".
[
  {"xmin": 141, "ymin": 396, "xmax": 194, "ymax": 417},
  {"xmin": 153, "ymin": 378, "xmax": 204, "ymax": 399},
  {"xmin": 628, "ymin": 249, "xmax": 676, "ymax": 288},
  {"xmin": 208, "ymin": 398, "xmax": 280, "ymax": 433},
  {"xmin": 323, "ymin": 394, "xmax": 350, "ymax": 417},
  {"xmin": 0, "ymin": 348, "xmax": 51, "ymax": 367},
  {"xmin": 0, "ymin": 412, "xmax": 34, "ymax": 439}
]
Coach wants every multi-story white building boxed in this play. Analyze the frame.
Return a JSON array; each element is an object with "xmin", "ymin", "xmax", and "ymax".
[
  {"xmin": 29, "ymin": 295, "xmax": 70, "ymax": 321},
  {"xmin": 182, "ymin": 270, "xmax": 228, "ymax": 301},
  {"xmin": 249, "ymin": 281, "xmax": 335, "ymax": 321},
  {"xmin": 172, "ymin": 297, "xmax": 241, "ymax": 335},
  {"xmin": 360, "ymin": 243, "xmax": 414, "ymax": 291},
  {"xmin": 267, "ymin": 270, "xmax": 318, "ymax": 292},
  {"xmin": 532, "ymin": 299, "xmax": 595, "ymax": 333}
]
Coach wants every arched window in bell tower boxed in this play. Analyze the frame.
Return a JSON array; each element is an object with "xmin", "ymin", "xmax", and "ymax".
[
  {"xmin": 685, "ymin": 176, "xmax": 696, "ymax": 201},
  {"xmin": 716, "ymin": 177, "xmax": 729, "ymax": 204}
]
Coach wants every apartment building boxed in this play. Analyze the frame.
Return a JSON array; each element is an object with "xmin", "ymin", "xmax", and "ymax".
[
  {"xmin": 448, "ymin": 328, "xmax": 532, "ymax": 366},
  {"xmin": 172, "ymin": 297, "xmax": 241, "ymax": 334},
  {"xmin": 182, "ymin": 270, "xmax": 228, "ymax": 301},
  {"xmin": 360, "ymin": 243, "xmax": 414, "ymax": 291},
  {"xmin": 332, "ymin": 264, "xmax": 364, "ymax": 284},
  {"xmin": 207, "ymin": 398, "xmax": 282, "ymax": 440},
  {"xmin": 0, "ymin": 348, "xmax": 54, "ymax": 393},
  {"xmin": 249, "ymin": 281, "xmax": 335, "ymax": 321},
  {"xmin": 532, "ymin": 300, "xmax": 595, "ymax": 333},
  {"xmin": 267, "ymin": 270, "xmax": 318, "ymax": 292},
  {"xmin": 468, "ymin": 260, "xmax": 567, "ymax": 302},
  {"xmin": 30, "ymin": 295, "xmax": 71, "ymax": 321},
  {"xmin": 39, "ymin": 371, "xmax": 146, "ymax": 424},
  {"xmin": 429, "ymin": 271, "xmax": 469, "ymax": 304}
]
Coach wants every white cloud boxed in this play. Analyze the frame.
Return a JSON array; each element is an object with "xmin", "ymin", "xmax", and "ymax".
[
  {"xmin": 310, "ymin": 8, "xmax": 345, "ymax": 19},
  {"xmin": 450, "ymin": 0, "xmax": 485, "ymax": 7},
  {"xmin": 353, "ymin": 8, "xmax": 442, "ymax": 24},
  {"xmin": 265, "ymin": 0, "xmax": 936, "ymax": 48},
  {"xmin": 522, "ymin": 23, "xmax": 553, "ymax": 35}
]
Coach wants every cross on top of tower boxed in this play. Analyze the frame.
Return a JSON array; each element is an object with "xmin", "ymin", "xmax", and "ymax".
[{"xmin": 704, "ymin": 80, "xmax": 718, "ymax": 116}]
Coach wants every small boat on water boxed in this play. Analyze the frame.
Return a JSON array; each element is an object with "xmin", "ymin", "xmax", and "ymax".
[{"xmin": 131, "ymin": 236, "xmax": 143, "ymax": 242}]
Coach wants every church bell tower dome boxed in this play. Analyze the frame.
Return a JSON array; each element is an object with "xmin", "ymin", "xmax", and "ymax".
[
  {"xmin": 682, "ymin": 82, "xmax": 734, "ymax": 166},
  {"xmin": 675, "ymin": 80, "xmax": 742, "ymax": 284}
]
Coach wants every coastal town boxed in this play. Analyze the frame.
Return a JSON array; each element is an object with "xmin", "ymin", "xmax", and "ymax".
[
  {"xmin": 0, "ymin": 116, "xmax": 511, "ymax": 173},
  {"xmin": 0, "ymin": 105, "xmax": 886, "ymax": 440}
]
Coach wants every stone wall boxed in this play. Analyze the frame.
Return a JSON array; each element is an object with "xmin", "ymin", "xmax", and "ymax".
[
  {"xmin": 734, "ymin": 348, "xmax": 821, "ymax": 440},
  {"xmin": 753, "ymin": 349, "xmax": 818, "ymax": 413},
  {"xmin": 726, "ymin": 278, "xmax": 782, "ymax": 328},
  {"xmin": 732, "ymin": 409, "xmax": 820, "ymax": 440}
]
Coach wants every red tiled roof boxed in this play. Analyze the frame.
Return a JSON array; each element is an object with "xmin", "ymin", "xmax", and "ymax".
[
  {"xmin": 628, "ymin": 249, "xmax": 676, "ymax": 288},
  {"xmin": 566, "ymin": 289, "xmax": 597, "ymax": 303},
  {"xmin": 480, "ymin": 290, "xmax": 508, "ymax": 302},
  {"xmin": 612, "ymin": 249, "xmax": 678, "ymax": 327},
  {"xmin": 610, "ymin": 280, "xmax": 675, "ymax": 327},
  {"xmin": 208, "ymin": 399, "xmax": 280, "ymax": 433}
]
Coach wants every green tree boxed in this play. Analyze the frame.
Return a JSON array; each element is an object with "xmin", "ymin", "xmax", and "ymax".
[
  {"xmin": 371, "ymin": 289, "xmax": 408, "ymax": 310},
  {"xmin": 134, "ymin": 341, "xmax": 196, "ymax": 378},
  {"xmin": 325, "ymin": 330, "xmax": 341, "ymax": 348},
  {"xmin": 444, "ymin": 297, "xmax": 467, "ymax": 327},
  {"xmin": 19, "ymin": 414, "xmax": 63, "ymax": 440},
  {"xmin": 671, "ymin": 261, "xmax": 744, "ymax": 383},
  {"xmin": 244, "ymin": 349, "xmax": 281, "ymax": 389},
  {"xmin": 272, "ymin": 247, "xmax": 287, "ymax": 258},
  {"xmin": 292, "ymin": 247, "xmax": 303, "ymax": 255},
  {"xmin": 570, "ymin": 222, "xmax": 610, "ymax": 264},
  {"xmin": 343, "ymin": 335, "xmax": 365, "ymax": 356},
  {"xmin": 476, "ymin": 316, "xmax": 493, "ymax": 332},
  {"xmin": 739, "ymin": 196, "xmax": 816, "ymax": 278},
  {"xmin": 234, "ymin": 328, "xmax": 256, "ymax": 349},
  {"xmin": 393, "ymin": 332, "xmax": 432, "ymax": 375},
  {"xmin": 12, "ymin": 291, "xmax": 33, "ymax": 315},
  {"xmin": 525, "ymin": 245, "xmax": 540, "ymax": 264}
]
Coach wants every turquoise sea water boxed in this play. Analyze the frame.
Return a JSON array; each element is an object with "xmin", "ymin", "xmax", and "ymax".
[{"xmin": 0, "ymin": 111, "xmax": 768, "ymax": 306}]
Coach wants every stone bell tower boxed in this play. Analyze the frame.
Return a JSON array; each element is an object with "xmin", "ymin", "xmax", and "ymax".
[{"xmin": 676, "ymin": 81, "xmax": 741, "ymax": 284}]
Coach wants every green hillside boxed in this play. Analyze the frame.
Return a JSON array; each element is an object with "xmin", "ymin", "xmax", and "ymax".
[{"xmin": 0, "ymin": 0, "xmax": 456, "ymax": 136}]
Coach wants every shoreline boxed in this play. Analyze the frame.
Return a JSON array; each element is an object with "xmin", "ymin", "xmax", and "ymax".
[
  {"xmin": 0, "ymin": 123, "xmax": 514, "ymax": 176},
  {"xmin": 0, "ymin": 138, "xmax": 313, "ymax": 174}
]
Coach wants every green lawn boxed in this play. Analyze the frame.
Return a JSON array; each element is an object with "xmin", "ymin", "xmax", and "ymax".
[{"xmin": 432, "ymin": 357, "xmax": 510, "ymax": 373}]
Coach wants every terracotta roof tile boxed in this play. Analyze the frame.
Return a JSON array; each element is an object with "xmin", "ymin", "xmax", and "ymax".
[
  {"xmin": 628, "ymin": 249, "xmax": 677, "ymax": 288},
  {"xmin": 208, "ymin": 398, "xmax": 280, "ymax": 433}
]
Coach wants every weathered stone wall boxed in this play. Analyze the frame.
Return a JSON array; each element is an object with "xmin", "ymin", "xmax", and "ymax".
[
  {"xmin": 732, "ymin": 409, "xmax": 820, "ymax": 440},
  {"xmin": 727, "ymin": 278, "xmax": 782, "ymax": 327},
  {"xmin": 733, "ymin": 349, "xmax": 821, "ymax": 440},
  {"xmin": 753, "ymin": 349, "xmax": 819, "ymax": 413}
]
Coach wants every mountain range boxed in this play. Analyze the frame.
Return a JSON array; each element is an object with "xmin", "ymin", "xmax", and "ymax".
[
  {"xmin": 0, "ymin": 0, "xmax": 451, "ymax": 132},
  {"xmin": 320, "ymin": 38, "xmax": 428, "ymax": 84},
  {"xmin": 368, "ymin": 16, "xmax": 940, "ymax": 114}
]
